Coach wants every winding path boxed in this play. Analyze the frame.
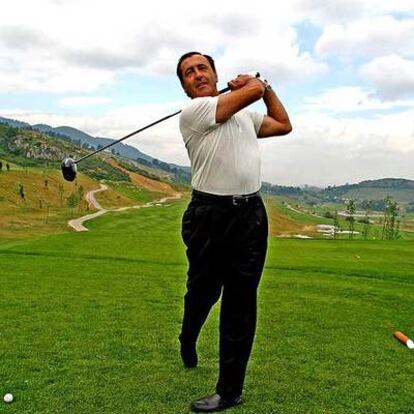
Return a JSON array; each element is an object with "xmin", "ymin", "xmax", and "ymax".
[{"xmin": 68, "ymin": 184, "xmax": 182, "ymax": 232}]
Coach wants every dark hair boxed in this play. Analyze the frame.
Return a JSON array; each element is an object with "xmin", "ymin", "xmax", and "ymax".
[{"xmin": 176, "ymin": 51, "xmax": 216, "ymax": 83}]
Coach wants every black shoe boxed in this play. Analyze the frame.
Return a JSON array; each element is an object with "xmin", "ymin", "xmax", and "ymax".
[
  {"xmin": 191, "ymin": 393, "xmax": 242, "ymax": 412},
  {"xmin": 179, "ymin": 337, "xmax": 198, "ymax": 368}
]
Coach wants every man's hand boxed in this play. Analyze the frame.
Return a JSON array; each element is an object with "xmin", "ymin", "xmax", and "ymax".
[
  {"xmin": 216, "ymin": 75, "xmax": 265, "ymax": 123},
  {"xmin": 227, "ymin": 74, "xmax": 264, "ymax": 92}
]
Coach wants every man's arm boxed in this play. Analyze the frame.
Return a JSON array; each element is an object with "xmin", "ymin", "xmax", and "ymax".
[
  {"xmin": 215, "ymin": 75, "xmax": 265, "ymax": 123},
  {"xmin": 258, "ymin": 85, "xmax": 292, "ymax": 138}
]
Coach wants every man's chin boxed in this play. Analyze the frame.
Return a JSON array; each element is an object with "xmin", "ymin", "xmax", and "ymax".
[{"xmin": 192, "ymin": 88, "xmax": 215, "ymax": 98}]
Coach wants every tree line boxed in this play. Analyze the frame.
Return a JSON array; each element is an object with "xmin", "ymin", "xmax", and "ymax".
[{"xmin": 324, "ymin": 196, "xmax": 402, "ymax": 240}]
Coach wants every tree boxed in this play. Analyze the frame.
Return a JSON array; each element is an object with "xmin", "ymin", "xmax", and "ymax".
[
  {"xmin": 77, "ymin": 185, "xmax": 85, "ymax": 213},
  {"xmin": 18, "ymin": 183, "xmax": 25, "ymax": 202},
  {"xmin": 6, "ymin": 127, "xmax": 18, "ymax": 139},
  {"xmin": 58, "ymin": 183, "xmax": 65, "ymax": 207},
  {"xmin": 67, "ymin": 192, "xmax": 80, "ymax": 217},
  {"xmin": 362, "ymin": 200, "xmax": 372, "ymax": 240},
  {"xmin": 395, "ymin": 219, "xmax": 401, "ymax": 240},
  {"xmin": 382, "ymin": 196, "xmax": 399, "ymax": 240},
  {"xmin": 345, "ymin": 199, "xmax": 356, "ymax": 239},
  {"xmin": 324, "ymin": 211, "xmax": 334, "ymax": 219},
  {"xmin": 333, "ymin": 210, "xmax": 340, "ymax": 239}
]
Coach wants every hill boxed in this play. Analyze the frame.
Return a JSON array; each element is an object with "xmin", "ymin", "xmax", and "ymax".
[
  {"xmin": 0, "ymin": 164, "xmax": 180, "ymax": 242},
  {"xmin": 263, "ymin": 178, "xmax": 414, "ymax": 206},
  {"xmin": 1, "ymin": 117, "xmax": 413, "ymax": 241},
  {"xmin": 0, "ymin": 115, "xmax": 191, "ymax": 180},
  {"xmin": 0, "ymin": 122, "xmax": 186, "ymax": 241},
  {"xmin": 318, "ymin": 178, "xmax": 414, "ymax": 203},
  {"xmin": 2, "ymin": 114, "xmax": 414, "ymax": 204},
  {"xmin": 0, "ymin": 122, "xmax": 190, "ymax": 184}
]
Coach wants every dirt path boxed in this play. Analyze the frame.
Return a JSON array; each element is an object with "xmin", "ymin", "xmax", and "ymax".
[
  {"xmin": 68, "ymin": 185, "xmax": 182, "ymax": 232},
  {"xmin": 105, "ymin": 158, "xmax": 180, "ymax": 196},
  {"xmin": 86, "ymin": 184, "xmax": 108, "ymax": 210}
]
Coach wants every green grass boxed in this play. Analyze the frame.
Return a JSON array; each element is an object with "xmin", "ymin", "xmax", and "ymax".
[
  {"xmin": 272, "ymin": 198, "xmax": 328, "ymax": 225},
  {"xmin": 266, "ymin": 197, "xmax": 414, "ymax": 240},
  {"xmin": 107, "ymin": 181, "xmax": 166, "ymax": 204},
  {"xmin": 1, "ymin": 201, "xmax": 414, "ymax": 413}
]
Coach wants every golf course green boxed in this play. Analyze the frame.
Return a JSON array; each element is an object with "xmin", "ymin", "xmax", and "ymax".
[{"xmin": 1, "ymin": 199, "xmax": 413, "ymax": 413}]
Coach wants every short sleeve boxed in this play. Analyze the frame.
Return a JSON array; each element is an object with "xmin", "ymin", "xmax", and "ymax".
[
  {"xmin": 180, "ymin": 96, "xmax": 218, "ymax": 135},
  {"xmin": 249, "ymin": 111, "xmax": 265, "ymax": 136}
]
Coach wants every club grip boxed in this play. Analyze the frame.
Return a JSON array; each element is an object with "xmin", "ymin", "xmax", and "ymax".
[{"xmin": 218, "ymin": 72, "xmax": 261, "ymax": 94}]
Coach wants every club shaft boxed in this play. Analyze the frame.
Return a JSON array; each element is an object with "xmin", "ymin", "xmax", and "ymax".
[
  {"xmin": 75, "ymin": 109, "xmax": 182, "ymax": 163},
  {"xmin": 75, "ymin": 73, "xmax": 259, "ymax": 164}
]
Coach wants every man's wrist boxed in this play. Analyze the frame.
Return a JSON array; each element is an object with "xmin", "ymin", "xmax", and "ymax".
[{"xmin": 257, "ymin": 76, "xmax": 272, "ymax": 93}]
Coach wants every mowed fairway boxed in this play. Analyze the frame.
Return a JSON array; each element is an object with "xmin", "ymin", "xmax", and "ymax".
[{"xmin": 1, "ymin": 200, "xmax": 414, "ymax": 413}]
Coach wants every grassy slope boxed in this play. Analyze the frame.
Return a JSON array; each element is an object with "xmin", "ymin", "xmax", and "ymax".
[
  {"xmin": 263, "ymin": 196, "xmax": 341, "ymax": 238},
  {"xmin": 1, "ymin": 201, "xmax": 413, "ymax": 413},
  {"xmin": 343, "ymin": 187, "xmax": 414, "ymax": 203},
  {"xmin": 0, "ymin": 169, "xmax": 101, "ymax": 241},
  {"xmin": 1, "ymin": 168, "xmax": 412, "ymax": 245},
  {"xmin": 104, "ymin": 181, "xmax": 167, "ymax": 204},
  {"xmin": 264, "ymin": 196, "xmax": 414, "ymax": 240},
  {"xmin": 0, "ymin": 167, "xmax": 178, "ymax": 243}
]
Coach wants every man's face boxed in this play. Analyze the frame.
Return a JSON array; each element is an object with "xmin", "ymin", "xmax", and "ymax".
[{"xmin": 179, "ymin": 54, "xmax": 218, "ymax": 98}]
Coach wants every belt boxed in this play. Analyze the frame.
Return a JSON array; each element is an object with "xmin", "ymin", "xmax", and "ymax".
[{"xmin": 192, "ymin": 189, "xmax": 261, "ymax": 206}]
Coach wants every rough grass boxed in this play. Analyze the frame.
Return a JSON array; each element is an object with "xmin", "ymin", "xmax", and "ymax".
[
  {"xmin": 106, "ymin": 181, "xmax": 167, "ymax": 204},
  {"xmin": 0, "ymin": 169, "xmax": 100, "ymax": 241},
  {"xmin": 265, "ymin": 197, "xmax": 414, "ymax": 240},
  {"xmin": 1, "ymin": 201, "xmax": 413, "ymax": 413},
  {"xmin": 0, "ymin": 168, "xmax": 174, "ymax": 243}
]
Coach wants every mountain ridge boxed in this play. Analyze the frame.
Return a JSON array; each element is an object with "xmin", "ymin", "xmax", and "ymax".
[
  {"xmin": 0, "ymin": 115, "xmax": 190, "ymax": 174},
  {"xmin": 1, "ymin": 115, "xmax": 414, "ymax": 204}
]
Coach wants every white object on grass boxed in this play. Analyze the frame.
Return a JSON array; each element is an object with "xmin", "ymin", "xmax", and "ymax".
[{"xmin": 3, "ymin": 393, "xmax": 13, "ymax": 403}]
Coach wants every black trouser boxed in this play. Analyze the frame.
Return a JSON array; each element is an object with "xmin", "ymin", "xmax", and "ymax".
[{"xmin": 180, "ymin": 190, "xmax": 268, "ymax": 400}]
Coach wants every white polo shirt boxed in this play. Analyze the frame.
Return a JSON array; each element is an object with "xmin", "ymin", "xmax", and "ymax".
[{"xmin": 179, "ymin": 96, "xmax": 264, "ymax": 196}]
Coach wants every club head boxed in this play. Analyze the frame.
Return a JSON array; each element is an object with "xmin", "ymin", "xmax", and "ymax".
[{"xmin": 61, "ymin": 157, "xmax": 77, "ymax": 182}]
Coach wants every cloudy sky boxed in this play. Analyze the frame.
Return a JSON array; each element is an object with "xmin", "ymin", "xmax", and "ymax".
[{"xmin": 1, "ymin": 0, "xmax": 413, "ymax": 186}]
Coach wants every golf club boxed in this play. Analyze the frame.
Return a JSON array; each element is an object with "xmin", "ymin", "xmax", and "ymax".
[{"xmin": 61, "ymin": 73, "xmax": 260, "ymax": 181}]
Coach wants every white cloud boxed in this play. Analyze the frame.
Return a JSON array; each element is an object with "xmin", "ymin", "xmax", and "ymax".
[
  {"xmin": 296, "ymin": 0, "xmax": 414, "ymax": 24},
  {"xmin": 89, "ymin": 101, "xmax": 189, "ymax": 163},
  {"xmin": 259, "ymin": 108, "xmax": 414, "ymax": 186},
  {"xmin": 295, "ymin": 0, "xmax": 366, "ymax": 23},
  {"xmin": 0, "ymin": 51, "xmax": 116, "ymax": 94},
  {"xmin": 0, "ymin": 0, "xmax": 324, "ymax": 94},
  {"xmin": 4, "ymin": 102, "xmax": 413, "ymax": 186},
  {"xmin": 360, "ymin": 55, "xmax": 414, "ymax": 99},
  {"xmin": 58, "ymin": 96, "xmax": 114, "ymax": 107},
  {"xmin": 315, "ymin": 16, "xmax": 414, "ymax": 58},
  {"xmin": 1, "ymin": 0, "xmax": 414, "ymax": 186},
  {"xmin": 217, "ymin": 39, "xmax": 327, "ymax": 85},
  {"xmin": 303, "ymin": 86, "xmax": 414, "ymax": 112},
  {"xmin": 0, "ymin": 101, "xmax": 190, "ymax": 165}
]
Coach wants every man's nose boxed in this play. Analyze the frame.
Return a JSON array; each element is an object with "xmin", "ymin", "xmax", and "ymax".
[{"xmin": 194, "ymin": 68, "xmax": 203, "ymax": 78}]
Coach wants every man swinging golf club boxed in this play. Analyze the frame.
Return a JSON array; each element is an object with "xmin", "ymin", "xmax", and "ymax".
[{"xmin": 177, "ymin": 51, "xmax": 292, "ymax": 412}]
